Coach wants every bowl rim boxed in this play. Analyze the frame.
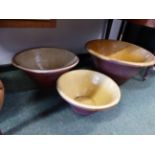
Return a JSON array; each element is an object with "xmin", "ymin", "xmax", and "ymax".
[
  {"xmin": 57, "ymin": 69, "xmax": 121, "ymax": 111},
  {"xmin": 85, "ymin": 39, "xmax": 155, "ymax": 67},
  {"xmin": 12, "ymin": 47, "xmax": 79, "ymax": 73}
]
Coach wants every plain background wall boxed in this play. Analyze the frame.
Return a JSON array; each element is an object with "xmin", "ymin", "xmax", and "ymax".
[
  {"xmin": 109, "ymin": 20, "xmax": 122, "ymax": 39},
  {"xmin": 0, "ymin": 19, "xmax": 107, "ymax": 65}
]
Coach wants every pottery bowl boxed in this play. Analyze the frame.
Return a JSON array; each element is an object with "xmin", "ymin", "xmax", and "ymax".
[
  {"xmin": 12, "ymin": 48, "xmax": 79, "ymax": 87},
  {"xmin": 57, "ymin": 69, "xmax": 121, "ymax": 115},
  {"xmin": 0, "ymin": 80, "xmax": 4, "ymax": 110},
  {"xmin": 85, "ymin": 39, "xmax": 155, "ymax": 84}
]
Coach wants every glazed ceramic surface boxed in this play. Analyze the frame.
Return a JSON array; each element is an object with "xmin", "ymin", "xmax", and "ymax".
[
  {"xmin": 57, "ymin": 69, "xmax": 121, "ymax": 115},
  {"xmin": 12, "ymin": 48, "xmax": 79, "ymax": 87},
  {"xmin": 0, "ymin": 80, "xmax": 4, "ymax": 110},
  {"xmin": 86, "ymin": 39, "xmax": 155, "ymax": 84}
]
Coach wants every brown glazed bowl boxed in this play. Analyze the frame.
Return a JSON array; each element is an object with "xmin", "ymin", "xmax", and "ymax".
[
  {"xmin": 85, "ymin": 39, "xmax": 155, "ymax": 84},
  {"xmin": 0, "ymin": 80, "xmax": 4, "ymax": 110},
  {"xmin": 12, "ymin": 48, "xmax": 79, "ymax": 88},
  {"xmin": 57, "ymin": 69, "xmax": 121, "ymax": 115}
]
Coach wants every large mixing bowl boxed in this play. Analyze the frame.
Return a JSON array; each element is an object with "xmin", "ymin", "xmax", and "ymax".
[
  {"xmin": 12, "ymin": 48, "xmax": 79, "ymax": 88},
  {"xmin": 57, "ymin": 69, "xmax": 121, "ymax": 115},
  {"xmin": 86, "ymin": 39, "xmax": 155, "ymax": 84},
  {"xmin": 0, "ymin": 80, "xmax": 4, "ymax": 110}
]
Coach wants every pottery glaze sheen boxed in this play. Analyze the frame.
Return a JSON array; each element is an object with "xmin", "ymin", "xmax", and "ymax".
[
  {"xmin": 12, "ymin": 48, "xmax": 79, "ymax": 88},
  {"xmin": 0, "ymin": 80, "xmax": 4, "ymax": 110},
  {"xmin": 57, "ymin": 70, "xmax": 121, "ymax": 115},
  {"xmin": 85, "ymin": 39, "xmax": 155, "ymax": 84}
]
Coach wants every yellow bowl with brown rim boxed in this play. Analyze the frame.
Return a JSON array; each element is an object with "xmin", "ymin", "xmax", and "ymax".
[
  {"xmin": 86, "ymin": 39, "xmax": 155, "ymax": 84},
  {"xmin": 57, "ymin": 69, "xmax": 121, "ymax": 115}
]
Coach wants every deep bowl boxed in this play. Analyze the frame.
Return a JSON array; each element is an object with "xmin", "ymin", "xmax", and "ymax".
[
  {"xmin": 85, "ymin": 39, "xmax": 155, "ymax": 84},
  {"xmin": 57, "ymin": 69, "xmax": 121, "ymax": 115},
  {"xmin": 12, "ymin": 48, "xmax": 79, "ymax": 87},
  {"xmin": 0, "ymin": 80, "xmax": 4, "ymax": 110}
]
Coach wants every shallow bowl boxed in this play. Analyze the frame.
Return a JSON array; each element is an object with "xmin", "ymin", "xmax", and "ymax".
[
  {"xmin": 57, "ymin": 69, "xmax": 121, "ymax": 115},
  {"xmin": 85, "ymin": 39, "xmax": 155, "ymax": 84},
  {"xmin": 12, "ymin": 48, "xmax": 79, "ymax": 87}
]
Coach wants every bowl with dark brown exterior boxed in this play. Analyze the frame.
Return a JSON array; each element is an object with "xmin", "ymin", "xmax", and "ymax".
[
  {"xmin": 85, "ymin": 39, "xmax": 155, "ymax": 84},
  {"xmin": 12, "ymin": 48, "xmax": 79, "ymax": 88}
]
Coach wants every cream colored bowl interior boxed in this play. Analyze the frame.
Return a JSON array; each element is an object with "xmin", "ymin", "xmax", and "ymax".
[
  {"xmin": 86, "ymin": 40, "xmax": 155, "ymax": 67},
  {"xmin": 13, "ymin": 48, "xmax": 79, "ymax": 71},
  {"xmin": 57, "ymin": 70, "xmax": 121, "ymax": 110}
]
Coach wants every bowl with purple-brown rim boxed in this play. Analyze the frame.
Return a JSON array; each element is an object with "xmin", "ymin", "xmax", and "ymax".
[
  {"xmin": 85, "ymin": 39, "xmax": 155, "ymax": 85},
  {"xmin": 57, "ymin": 69, "xmax": 121, "ymax": 115},
  {"xmin": 12, "ymin": 47, "xmax": 79, "ymax": 88}
]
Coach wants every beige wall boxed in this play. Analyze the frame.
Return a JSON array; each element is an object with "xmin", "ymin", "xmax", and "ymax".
[{"xmin": 0, "ymin": 19, "xmax": 121, "ymax": 65}]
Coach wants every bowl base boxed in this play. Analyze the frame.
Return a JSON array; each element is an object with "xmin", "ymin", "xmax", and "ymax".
[
  {"xmin": 26, "ymin": 72, "xmax": 60, "ymax": 88},
  {"xmin": 71, "ymin": 106, "xmax": 96, "ymax": 115},
  {"xmin": 92, "ymin": 57, "xmax": 140, "ymax": 85}
]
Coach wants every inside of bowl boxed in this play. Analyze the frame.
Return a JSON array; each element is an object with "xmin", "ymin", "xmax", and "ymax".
[
  {"xmin": 13, "ymin": 48, "xmax": 78, "ymax": 70},
  {"xmin": 58, "ymin": 70, "xmax": 120, "ymax": 106},
  {"xmin": 87, "ymin": 40, "xmax": 154, "ymax": 63}
]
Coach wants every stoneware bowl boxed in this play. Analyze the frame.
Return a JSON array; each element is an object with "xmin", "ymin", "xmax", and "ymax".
[
  {"xmin": 85, "ymin": 39, "xmax": 155, "ymax": 84},
  {"xmin": 12, "ymin": 48, "xmax": 79, "ymax": 87},
  {"xmin": 57, "ymin": 69, "xmax": 121, "ymax": 115},
  {"xmin": 0, "ymin": 80, "xmax": 4, "ymax": 110}
]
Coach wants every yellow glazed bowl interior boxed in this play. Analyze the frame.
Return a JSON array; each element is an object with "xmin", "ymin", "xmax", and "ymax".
[
  {"xmin": 86, "ymin": 39, "xmax": 155, "ymax": 67},
  {"xmin": 57, "ymin": 70, "xmax": 121, "ymax": 111}
]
